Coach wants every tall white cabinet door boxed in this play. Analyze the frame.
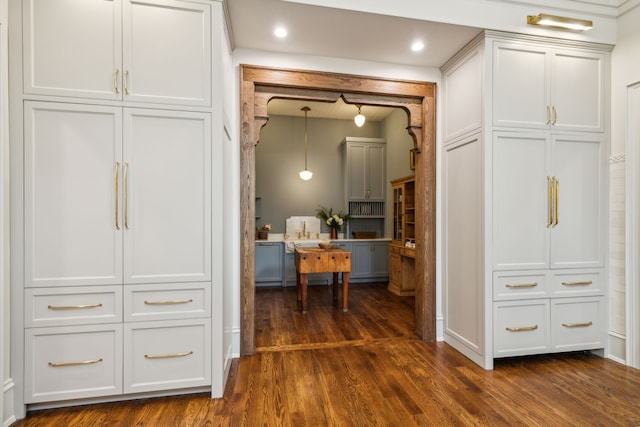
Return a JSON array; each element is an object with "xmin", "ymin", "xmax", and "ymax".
[
  {"xmin": 22, "ymin": 0, "xmax": 122, "ymax": 100},
  {"xmin": 550, "ymin": 135, "xmax": 604, "ymax": 269},
  {"xmin": 493, "ymin": 132, "xmax": 550, "ymax": 270},
  {"xmin": 122, "ymin": 0, "xmax": 211, "ymax": 106},
  {"xmin": 492, "ymin": 42, "xmax": 550, "ymax": 129},
  {"xmin": 123, "ymin": 109, "xmax": 211, "ymax": 284},
  {"xmin": 551, "ymin": 50, "xmax": 605, "ymax": 132},
  {"xmin": 24, "ymin": 102, "xmax": 123, "ymax": 287}
]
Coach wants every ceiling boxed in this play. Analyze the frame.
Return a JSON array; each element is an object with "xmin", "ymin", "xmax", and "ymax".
[{"xmin": 226, "ymin": 0, "xmax": 482, "ymax": 120}]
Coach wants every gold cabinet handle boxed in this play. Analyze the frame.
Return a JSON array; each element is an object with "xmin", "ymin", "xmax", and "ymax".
[
  {"xmin": 144, "ymin": 299, "xmax": 193, "ymax": 305},
  {"xmin": 561, "ymin": 281, "xmax": 593, "ymax": 286},
  {"xmin": 554, "ymin": 177, "xmax": 559, "ymax": 227},
  {"xmin": 552, "ymin": 105, "xmax": 558, "ymax": 125},
  {"xmin": 546, "ymin": 105, "xmax": 551, "ymax": 125},
  {"xmin": 124, "ymin": 69, "xmax": 130, "ymax": 95},
  {"xmin": 114, "ymin": 162, "xmax": 120, "ymax": 230},
  {"xmin": 114, "ymin": 68, "xmax": 120, "ymax": 94},
  {"xmin": 48, "ymin": 303, "xmax": 103, "ymax": 310},
  {"xmin": 144, "ymin": 351, "xmax": 193, "ymax": 359},
  {"xmin": 49, "ymin": 358, "xmax": 103, "ymax": 367},
  {"xmin": 506, "ymin": 325, "xmax": 538, "ymax": 332},
  {"xmin": 124, "ymin": 162, "xmax": 129, "ymax": 230},
  {"xmin": 547, "ymin": 176, "xmax": 553, "ymax": 227},
  {"xmin": 506, "ymin": 283, "xmax": 538, "ymax": 288},
  {"xmin": 562, "ymin": 321, "xmax": 593, "ymax": 328}
]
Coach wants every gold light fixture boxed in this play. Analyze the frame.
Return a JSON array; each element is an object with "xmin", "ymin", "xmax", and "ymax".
[
  {"xmin": 527, "ymin": 13, "xmax": 593, "ymax": 31},
  {"xmin": 354, "ymin": 104, "xmax": 366, "ymax": 127},
  {"xmin": 299, "ymin": 106, "xmax": 313, "ymax": 181}
]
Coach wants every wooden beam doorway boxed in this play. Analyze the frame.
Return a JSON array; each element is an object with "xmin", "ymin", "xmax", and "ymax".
[{"xmin": 240, "ymin": 65, "xmax": 436, "ymax": 355}]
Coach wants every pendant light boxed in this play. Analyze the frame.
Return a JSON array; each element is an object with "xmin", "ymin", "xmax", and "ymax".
[
  {"xmin": 354, "ymin": 104, "xmax": 366, "ymax": 127},
  {"xmin": 299, "ymin": 106, "xmax": 313, "ymax": 180}
]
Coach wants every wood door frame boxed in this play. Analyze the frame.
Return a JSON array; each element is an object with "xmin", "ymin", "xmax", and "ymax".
[{"xmin": 239, "ymin": 65, "xmax": 436, "ymax": 355}]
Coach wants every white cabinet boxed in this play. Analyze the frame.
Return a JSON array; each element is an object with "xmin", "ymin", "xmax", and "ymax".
[
  {"xmin": 22, "ymin": 0, "xmax": 211, "ymax": 106},
  {"xmin": 492, "ymin": 41, "xmax": 605, "ymax": 132},
  {"xmin": 492, "ymin": 132, "xmax": 604, "ymax": 271},
  {"xmin": 24, "ymin": 102, "xmax": 212, "ymax": 287},
  {"xmin": 344, "ymin": 138, "xmax": 386, "ymax": 201},
  {"xmin": 441, "ymin": 31, "xmax": 611, "ymax": 369}
]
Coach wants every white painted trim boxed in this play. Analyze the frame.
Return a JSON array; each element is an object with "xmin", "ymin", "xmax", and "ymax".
[
  {"xmin": 625, "ymin": 81, "xmax": 640, "ymax": 369},
  {"xmin": 2, "ymin": 379, "xmax": 13, "ymax": 427}
]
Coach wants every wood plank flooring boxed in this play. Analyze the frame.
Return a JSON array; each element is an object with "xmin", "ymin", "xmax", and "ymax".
[{"xmin": 12, "ymin": 283, "xmax": 640, "ymax": 426}]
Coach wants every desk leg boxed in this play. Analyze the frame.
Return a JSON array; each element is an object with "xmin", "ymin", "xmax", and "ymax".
[
  {"xmin": 342, "ymin": 272, "xmax": 350, "ymax": 312},
  {"xmin": 332, "ymin": 272, "xmax": 339, "ymax": 302},
  {"xmin": 300, "ymin": 273, "xmax": 308, "ymax": 313}
]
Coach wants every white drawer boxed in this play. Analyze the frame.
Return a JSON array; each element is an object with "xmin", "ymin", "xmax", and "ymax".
[
  {"xmin": 494, "ymin": 299, "xmax": 550, "ymax": 358},
  {"xmin": 25, "ymin": 324, "xmax": 123, "ymax": 403},
  {"xmin": 124, "ymin": 319, "xmax": 211, "ymax": 393},
  {"xmin": 25, "ymin": 286, "xmax": 122, "ymax": 328},
  {"xmin": 551, "ymin": 297, "xmax": 604, "ymax": 351},
  {"xmin": 493, "ymin": 271, "xmax": 548, "ymax": 301},
  {"xmin": 550, "ymin": 270, "xmax": 603, "ymax": 298},
  {"xmin": 124, "ymin": 282, "xmax": 211, "ymax": 322}
]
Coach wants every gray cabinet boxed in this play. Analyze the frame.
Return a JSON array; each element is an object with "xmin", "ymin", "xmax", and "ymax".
[
  {"xmin": 255, "ymin": 242, "xmax": 283, "ymax": 287},
  {"xmin": 350, "ymin": 241, "xmax": 390, "ymax": 282},
  {"xmin": 344, "ymin": 137, "xmax": 386, "ymax": 201}
]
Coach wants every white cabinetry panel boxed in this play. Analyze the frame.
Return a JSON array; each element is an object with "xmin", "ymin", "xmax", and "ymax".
[
  {"xmin": 549, "ymin": 135, "xmax": 604, "ymax": 269},
  {"xmin": 550, "ymin": 297, "xmax": 604, "ymax": 351},
  {"xmin": 25, "ymin": 324, "xmax": 123, "ymax": 403},
  {"xmin": 24, "ymin": 102, "xmax": 123, "ymax": 287},
  {"xmin": 25, "ymin": 285, "xmax": 122, "ymax": 327},
  {"xmin": 494, "ymin": 299, "xmax": 550, "ymax": 357},
  {"xmin": 124, "ymin": 319, "xmax": 211, "ymax": 393},
  {"xmin": 123, "ymin": 109, "xmax": 211, "ymax": 284},
  {"xmin": 124, "ymin": 282, "xmax": 211, "ymax": 322},
  {"xmin": 493, "ymin": 132, "xmax": 549, "ymax": 270},
  {"xmin": 22, "ymin": 0, "xmax": 122, "ymax": 100}
]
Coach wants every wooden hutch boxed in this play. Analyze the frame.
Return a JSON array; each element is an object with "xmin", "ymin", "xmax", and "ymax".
[{"xmin": 388, "ymin": 175, "xmax": 416, "ymax": 296}]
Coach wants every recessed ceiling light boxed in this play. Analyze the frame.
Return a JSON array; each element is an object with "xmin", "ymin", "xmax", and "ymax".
[
  {"xmin": 411, "ymin": 40, "xmax": 425, "ymax": 52},
  {"xmin": 274, "ymin": 26, "xmax": 288, "ymax": 38}
]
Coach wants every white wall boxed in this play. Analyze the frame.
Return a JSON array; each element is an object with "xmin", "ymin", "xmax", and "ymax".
[
  {"xmin": 611, "ymin": 3, "xmax": 640, "ymax": 367},
  {"xmin": 0, "ymin": 0, "xmax": 8, "ymax": 424}
]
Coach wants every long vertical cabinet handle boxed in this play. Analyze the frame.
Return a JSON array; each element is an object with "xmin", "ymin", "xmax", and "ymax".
[
  {"xmin": 546, "ymin": 106, "xmax": 551, "ymax": 125},
  {"xmin": 114, "ymin": 69, "xmax": 120, "ymax": 94},
  {"xmin": 552, "ymin": 106, "xmax": 558, "ymax": 125},
  {"xmin": 124, "ymin": 70, "xmax": 130, "ymax": 95},
  {"xmin": 547, "ymin": 176, "xmax": 554, "ymax": 227},
  {"xmin": 554, "ymin": 177, "xmax": 559, "ymax": 227},
  {"xmin": 114, "ymin": 162, "xmax": 120, "ymax": 230},
  {"xmin": 124, "ymin": 162, "xmax": 129, "ymax": 230}
]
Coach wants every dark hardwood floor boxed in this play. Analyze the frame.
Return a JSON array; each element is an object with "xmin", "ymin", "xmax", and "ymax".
[{"xmin": 12, "ymin": 283, "xmax": 640, "ymax": 426}]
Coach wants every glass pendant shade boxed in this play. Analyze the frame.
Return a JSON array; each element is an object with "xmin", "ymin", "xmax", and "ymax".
[{"xmin": 354, "ymin": 104, "xmax": 365, "ymax": 127}]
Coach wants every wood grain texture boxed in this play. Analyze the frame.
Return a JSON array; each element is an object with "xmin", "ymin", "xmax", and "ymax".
[
  {"xmin": 239, "ymin": 64, "xmax": 437, "ymax": 355},
  {"xmin": 14, "ymin": 284, "xmax": 640, "ymax": 426}
]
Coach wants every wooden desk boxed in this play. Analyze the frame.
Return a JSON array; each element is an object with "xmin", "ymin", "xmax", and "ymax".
[{"xmin": 294, "ymin": 247, "xmax": 351, "ymax": 313}]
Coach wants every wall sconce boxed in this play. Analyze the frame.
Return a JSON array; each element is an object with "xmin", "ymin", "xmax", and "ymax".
[
  {"xmin": 527, "ymin": 13, "xmax": 593, "ymax": 31},
  {"xmin": 354, "ymin": 104, "xmax": 366, "ymax": 127},
  {"xmin": 299, "ymin": 106, "xmax": 313, "ymax": 181}
]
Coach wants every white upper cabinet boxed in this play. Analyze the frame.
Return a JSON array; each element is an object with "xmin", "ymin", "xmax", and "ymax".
[
  {"xmin": 22, "ymin": 0, "xmax": 211, "ymax": 106},
  {"xmin": 492, "ymin": 41, "xmax": 605, "ymax": 132}
]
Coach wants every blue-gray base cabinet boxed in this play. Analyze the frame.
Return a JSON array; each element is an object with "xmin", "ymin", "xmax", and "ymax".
[{"xmin": 255, "ymin": 242, "xmax": 283, "ymax": 287}]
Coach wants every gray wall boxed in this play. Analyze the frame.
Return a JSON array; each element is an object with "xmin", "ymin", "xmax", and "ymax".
[{"xmin": 256, "ymin": 111, "xmax": 413, "ymax": 235}]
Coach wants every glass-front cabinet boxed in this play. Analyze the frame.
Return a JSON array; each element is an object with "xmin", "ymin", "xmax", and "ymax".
[{"xmin": 391, "ymin": 175, "xmax": 415, "ymax": 246}]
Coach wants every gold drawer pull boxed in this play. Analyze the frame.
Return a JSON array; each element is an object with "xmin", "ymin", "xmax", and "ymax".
[
  {"xmin": 49, "ymin": 358, "xmax": 103, "ymax": 367},
  {"xmin": 144, "ymin": 299, "xmax": 193, "ymax": 305},
  {"xmin": 144, "ymin": 351, "xmax": 193, "ymax": 359},
  {"xmin": 561, "ymin": 281, "xmax": 593, "ymax": 286},
  {"xmin": 506, "ymin": 283, "xmax": 538, "ymax": 288},
  {"xmin": 48, "ymin": 303, "xmax": 103, "ymax": 310},
  {"xmin": 562, "ymin": 321, "xmax": 593, "ymax": 328},
  {"xmin": 506, "ymin": 325, "xmax": 538, "ymax": 332}
]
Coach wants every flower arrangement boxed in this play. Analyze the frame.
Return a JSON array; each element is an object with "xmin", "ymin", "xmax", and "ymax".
[{"xmin": 316, "ymin": 206, "xmax": 351, "ymax": 230}]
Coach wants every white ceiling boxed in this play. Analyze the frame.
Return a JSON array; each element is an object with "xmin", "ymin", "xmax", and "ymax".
[{"xmin": 226, "ymin": 0, "xmax": 482, "ymax": 120}]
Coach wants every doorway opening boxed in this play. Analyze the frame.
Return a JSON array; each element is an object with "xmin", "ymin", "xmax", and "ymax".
[{"xmin": 240, "ymin": 65, "xmax": 436, "ymax": 355}]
